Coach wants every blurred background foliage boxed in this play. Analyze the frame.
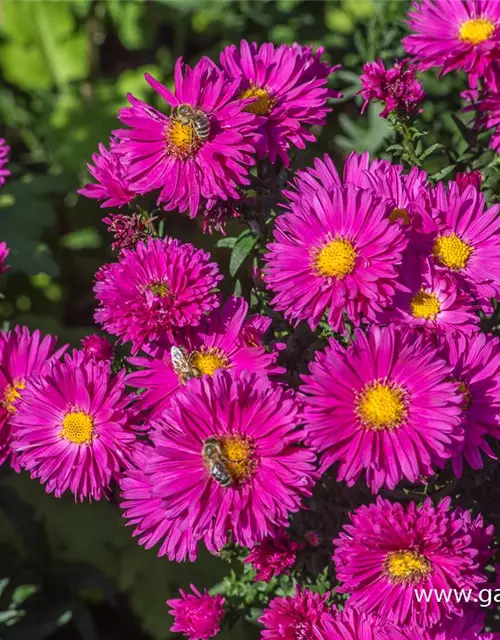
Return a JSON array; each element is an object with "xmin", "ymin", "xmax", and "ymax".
[{"xmin": 0, "ymin": 1, "xmax": 493, "ymax": 638}]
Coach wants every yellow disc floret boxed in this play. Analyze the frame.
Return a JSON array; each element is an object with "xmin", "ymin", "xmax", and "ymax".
[
  {"xmin": 149, "ymin": 282, "xmax": 170, "ymax": 298},
  {"xmin": 61, "ymin": 411, "xmax": 94, "ymax": 445},
  {"xmin": 190, "ymin": 348, "xmax": 229, "ymax": 376},
  {"xmin": 239, "ymin": 85, "xmax": 276, "ymax": 116},
  {"xmin": 389, "ymin": 208, "xmax": 410, "ymax": 225},
  {"xmin": 385, "ymin": 550, "xmax": 432, "ymax": 584},
  {"xmin": 410, "ymin": 290, "xmax": 441, "ymax": 320},
  {"xmin": 433, "ymin": 234, "xmax": 473, "ymax": 270},
  {"xmin": 357, "ymin": 381, "xmax": 407, "ymax": 431},
  {"xmin": 314, "ymin": 238, "xmax": 357, "ymax": 279},
  {"xmin": 219, "ymin": 435, "xmax": 256, "ymax": 482},
  {"xmin": 459, "ymin": 18, "xmax": 495, "ymax": 44},
  {"xmin": 167, "ymin": 120, "xmax": 202, "ymax": 159},
  {"xmin": 2, "ymin": 379, "xmax": 26, "ymax": 413}
]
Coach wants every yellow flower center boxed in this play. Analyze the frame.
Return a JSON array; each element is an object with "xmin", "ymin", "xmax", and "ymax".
[
  {"xmin": 149, "ymin": 282, "xmax": 170, "ymax": 298},
  {"xmin": 190, "ymin": 348, "xmax": 228, "ymax": 377},
  {"xmin": 2, "ymin": 379, "xmax": 26, "ymax": 413},
  {"xmin": 357, "ymin": 381, "xmax": 407, "ymax": 431},
  {"xmin": 239, "ymin": 84, "xmax": 276, "ymax": 116},
  {"xmin": 433, "ymin": 234, "xmax": 473, "ymax": 271},
  {"xmin": 167, "ymin": 119, "xmax": 202, "ymax": 159},
  {"xmin": 385, "ymin": 550, "xmax": 431, "ymax": 584},
  {"xmin": 314, "ymin": 238, "xmax": 357, "ymax": 279},
  {"xmin": 219, "ymin": 435, "xmax": 256, "ymax": 483},
  {"xmin": 61, "ymin": 411, "xmax": 94, "ymax": 445},
  {"xmin": 389, "ymin": 207, "xmax": 410, "ymax": 225},
  {"xmin": 410, "ymin": 290, "xmax": 441, "ymax": 320},
  {"xmin": 458, "ymin": 380, "xmax": 472, "ymax": 410},
  {"xmin": 459, "ymin": 18, "xmax": 495, "ymax": 44}
]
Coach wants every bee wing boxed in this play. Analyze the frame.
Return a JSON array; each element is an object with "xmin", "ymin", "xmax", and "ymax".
[{"xmin": 170, "ymin": 346, "xmax": 192, "ymax": 374}]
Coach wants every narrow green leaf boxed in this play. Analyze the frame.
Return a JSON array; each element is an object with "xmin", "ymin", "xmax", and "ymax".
[
  {"xmin": 216, "ymin": 237, "xmax": 237, "ymax": 249},
  {"xmin": 229, "ymin": 234, "xmax": 256, "ymax": 277}
]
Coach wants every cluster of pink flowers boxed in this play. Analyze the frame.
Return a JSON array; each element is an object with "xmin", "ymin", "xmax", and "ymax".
[
  {"xmin": 79, "ymin": 41, "xmax": 339, "ymax": 227},
  {"xmin": 2, "ymin": 4, "xmax": 500, "ymax": 638}
]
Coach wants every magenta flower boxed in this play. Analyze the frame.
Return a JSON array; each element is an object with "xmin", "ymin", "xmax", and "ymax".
[
  {"xmin": 265, "ymin": 183, "xmax": 407, "ymax": 332},
  {"xmin": 94, "ymin": 237, "xmax": 222, "ymax": 355},
  {"xmin": 359, "ymin": 58, "xmax": 425, "ymax": 118},
  {"xmin": 259, "ymin": 587, "xmax": 334, "ymax": 640},
  {"xmin": 476, "ymin": 91, "xmax": 500, "ymax": 152},
  {"xmin": 324, "ymin": 607, "xmax": 408, "ymax": 640},
  {"xmin": 0, "ymin": 138, "xmax": 10, "ymax": 186},
  {"xmin": 439, "ymin": 333, "xmax": 500, "ymax": 476},
  {"xmin": 220, "ymin": 41, "xmax": 339, "ymax": 164},
  {"xmin": 0, "ymin": 326, "xmax": 67, "ymax": 470},
  {"xmin": 11, "ymin": 351, "xmax": 136, "ymax": 501},
  {"xmin": 301, "ymin": 325, "xmax": 463, "ymax": 492},
  {"xmin": 455, "ymin": 170, "xmax": 483, "ymax": 193},
  {"xmin": 167, "ymin": 585, "xmax": 224, "ymax": 640},
  {"xmin": 427, "ymin": 183, "xmax": 500, "ymax": 306},
  {"xmin": 114, "ymin": 58, "xmax": 260, "ymax": 217},
  {"xmin": 102, "ymin": 212, "xmax": 156, "ymax": 253},
  {"xmin": 127, "ymin": 296, "xmax": 282, "ymax": 420},
  {"xmin": 378, "ymin": 260, "xmax": 479, "ymax": 336},
  {"xmin": 284, "ymin": 152, "xmax": 431, "ymax": 237},
  {"xmin": 80, "ymin": 335, "xmax": 113, "ymax": 363},
  {"xmin": 404, "ymin": 0, "xmax": 500, "ymax": 91},
  {"xmin": 120, "ymin": 370, "xmax": 315, "ymax": 561},
  {"xmin": 0, "ymin": 242, "xmax": 10, "ymax": 275},
  {"xmin": 244, "ymin": 530, "xmax": 300, "ymax": 582},
  {"xmin": 333, "ymin": 497, "xmax": 493, "ymax": 628},
  {"xmin": 78, "ymin": 139, "xmax": 136, "ymax": 208}
]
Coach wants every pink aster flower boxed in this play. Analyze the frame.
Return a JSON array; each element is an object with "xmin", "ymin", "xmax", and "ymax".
[
  {"xmin": 439, "ymin": 333, "xmax": 500, "ymax": 476},
  {"xmin": 244, "ymin": 530, "xmax": 300, "ymax": 582},
  {"xmin": 167, "ymin": 585, "xmax": 224, "ymax": 640},
  {"xmin": 0, "ymin": 242, "xmax": 10, "ymax": 275},
  {"xmin": 426, "ymin": 183, "xmax": 500, "ymax": 305},
  {"xmin": 324, "ymin": 607, "xmax": 408, "ymax": 640},
  {"xmin": 220, "ymin": 41, "xmax": 340, "ymax": 165},
  {"xmin": 114, "ymin": 58, "xmax": 260, "ymax": 217},
  {"xmin": 0, "ymin": 326, "xmax": 67, "ymax": 470},
  {"xmin": 120, "ymin": 370, "xmax": 315, "ymax": 561},
  {"xmin": 80, "ymin": 335, "xmax": 113, "ymax": 363},
  {"xmin": 301, "ymin": 325, "xmax": 463, "ymax": 492},
  {"xmin": 359, "ymin": 58, "xmax": 425, "ymax": 118},
  {"xmin": 11, "ymin": 351, "xmax": 136, "ymax": 501},
  {"xmin": 102, "ymin": 212, "xmax": 156, "ymax": 253},
  {"xmin": 333, "ymin": 497, "xmax": 492, "ymax": 628},
  {"xmin": 0, "ymin": 138, "xmax": 10, "ymax": 186},
  {"xmin": 94, "ymin": 237, "xmax": 222, "ymax": 355},
  {"xmin": 378, "ymin": 260, "xmax": 479, "ymax": 336},
  {"xmin": 127, "ymin": 296, "xmax": 282, "ymax": 420},
  {"xmin": 259, "ymin": 587, "xmax": 334, "ymax": 640},
  {"xmin": 265, "ymin": 183, "xmax": 408, "ymax": 332},
  {"xmin": 404, "ymin": 0, "xmax": 500, "ymax": 91},
  {"xmin": 78, "ymin": 139, "xmax": 136, "ymax": 208}
]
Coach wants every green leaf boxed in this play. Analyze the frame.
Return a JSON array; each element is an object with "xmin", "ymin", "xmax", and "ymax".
[
  {"xmin": 419, "ymin": 143, "xmax": 446, "ymax": 161},
  {"xmin": 431, "ymin": 165, "xmax": 456, "ymax": 181},
  {"xmin": 12, "ymin": 585, "xmax": 38, "ymax": 605},
  {"xmin": 216, "ymin": 237, "xmax": 238, "ymax": 249},
  {"xmin": 0, "ymin": 1, "xmax": 88, "ymax": 90},
  {"xmin": 106, "ymin": 1, "xmax": 148, "ymax": 50},
  {"xmin": 60, "ymin": 228, "xmax": 102, "ymax": 250},
  {"xmin": 229, "ymin": 233, "xmax": 257, "ymax": 277}
]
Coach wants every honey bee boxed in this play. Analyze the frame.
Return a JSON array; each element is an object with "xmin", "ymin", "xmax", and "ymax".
[
  {"xmin": 171, "ymin": 104, "xmax": 211, "ymax": 142},
  {"xmin": 170, "ymin": 346, "xmax": 200, "ymax": 385},
  {"xmin": 202, "ymin": 437, "xmax": 233, "ymax": 488}
]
